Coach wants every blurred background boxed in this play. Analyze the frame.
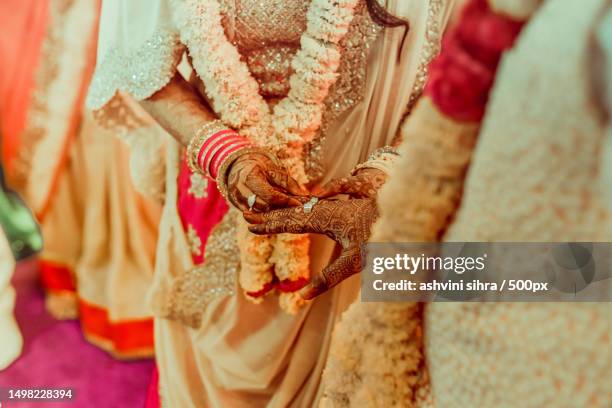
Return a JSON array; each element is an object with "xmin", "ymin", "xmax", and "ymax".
[{"xmin": 0, "ymin": 1, "xmax": 157, "ymax": 406}]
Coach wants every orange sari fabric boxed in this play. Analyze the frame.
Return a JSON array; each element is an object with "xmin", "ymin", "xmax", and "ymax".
[{"xmin": 0, "ymin": 0, "xmax": 49, "ymax": 165}]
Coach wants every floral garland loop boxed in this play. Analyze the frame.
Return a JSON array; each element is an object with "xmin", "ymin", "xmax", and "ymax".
[{"xmin": 172, "ymin": 0, "xmax": 359, "ymax": 312}]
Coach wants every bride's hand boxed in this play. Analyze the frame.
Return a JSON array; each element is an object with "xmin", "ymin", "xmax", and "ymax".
[
  {"xmin": 245, "ymin": 198, "xmax": 379, "ymax": 299},
  {"xmin": 314, "ymin": 168, "xmax": 387, "ymax": 199},
  {"xmin": 227, "ymin": 152, "xmax": 308, "ymax": 212}
]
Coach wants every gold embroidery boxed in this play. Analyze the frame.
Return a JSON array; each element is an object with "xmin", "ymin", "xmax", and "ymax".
[
  {"xmin": 404, "ymin": 0, "xmax": 444, "ymax": 116},
  {"xmin": 8, "ymin": 0, "xmax": 74, "ymax": 193},
  {"xmin": 304, "ymin": 1, "xmax": 382, "ymax": 181},
  {"xmin": 216, "ymin": 0, "xmax": 381, "ymax": 181},
  {"xmin": 92, "ymin": 94, "xmax": 149, "ymax": 138},
  {"xmin": 86, "ymin": 28, "xmax": 184, "ymax": 109},
  {"xmin": 186, "ymin": 224, "xmax": 202, "ymax": 257},
  {"xmin": 245, "ymin": 46, "xmax": 296, "ymax": 97},
  {"xmin": 188, "ymin": 172, "xmax": 209, "ymax": 199},
  {"xmin": 220, "ymin": 0, "xmax": 309, "ymax": 50},
  {"xmin": 165, "ymin": 210, "xmax": 239, "ymax": 328}
]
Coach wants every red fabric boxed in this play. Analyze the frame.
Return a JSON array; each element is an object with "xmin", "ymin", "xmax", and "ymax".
[
  {"xmin": 39, "ymin": 259, "xmax": 76, "ymax": 292},
  {"xmin": 209, "ymin": 141, "xmax": 251, "ymax": 179},
  {"xmin": 425, "ymin": 0, "xmax": 525, "ymax": 122},
  {"xmin": 78, "ymin": 300, "xmax": 154, "ymax": 354},
  {"xmin": 177, "ymin": 155, "xmax": 229, "ymax": 265},
  {"xmin": 246, "ymin": 278, "xmax": 277, "ymax": 298},
  {"xmin": 146, "ymin": 157, "xmax": 233, "ymax": 407},
  {"xmin": 39, "ymin": 260, "xmax": 154, "ymax": 356},
  {"xmin": 277, "ymin": 277, "xmax": 309, "ymax": 293},
  {"xmin": 0, "ymin": 0, "xmax": 49, "ymax": 166},
  {"xmin": 145, "ymin": 367, "xmax": 160, "ymax": 408},
  {"xmin": 0, "ymin": 0, "xmax": 100, "ymax": 219}
]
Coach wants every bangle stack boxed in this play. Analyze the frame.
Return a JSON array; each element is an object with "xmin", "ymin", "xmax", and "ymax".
[
  {"xmin": 186, "ymin": 120, "xmax": 253, "ymax": 179},
  {"xmin": 187, "ymin": 120, "xmax": 281, "ymax": 201}
]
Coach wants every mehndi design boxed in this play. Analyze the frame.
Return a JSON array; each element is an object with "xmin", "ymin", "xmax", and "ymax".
[
  {"xmin": 227, "ymin": 153, "xmax": 307, "ymax": 212},
  {"xmin": 246, "ymin": 198, "xmax": 378, "ymax": 299},
  {"xmin": 315, "ymin": 168, "xmax": 387, "ymax": 199}
]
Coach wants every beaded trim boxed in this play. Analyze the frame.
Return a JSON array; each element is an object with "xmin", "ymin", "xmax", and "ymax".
[
  {"xmin": 86, "ymin": 28, "xmax": 185, "ymax": 109},
  {"xmin": 304, "ymin": 2, "xmax": 382, "ymax": 180},
  {"xmin": 164, "ymin": 209, "xmax": 239, "ymax": 329},
  {"xmin": 352, "ymin": 145, "xmax": 400, "ymax": 175},
  {"xmin": 403, "ymin": 0, "xmax": 444, "ymax": 116}
]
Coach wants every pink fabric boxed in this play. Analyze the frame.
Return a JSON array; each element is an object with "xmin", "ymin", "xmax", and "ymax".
[
  {"xmin": 177, "ymin": 155, "xmax": 229, "ymax": 265},
  {"xmin": 424, "ymin": 0, "xmax": 525, "ymax": 122},
  {"xmin": 0, "ymin": 0, "xmax": 49, "ymax": 162},
  {"xmin": 145, "ymin": 156, "xmax": 232, "ymax": 408},
  {"xmin": 145, "ymin": 366, "xmax": 160, "ymax": 408}
]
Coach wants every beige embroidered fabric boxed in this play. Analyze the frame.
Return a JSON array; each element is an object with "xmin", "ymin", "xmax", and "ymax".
[
  {"xmin": 10, "ymin": 0, "xmax": 99, "ymax": 217},
  {"xmin": 319, "ymin": 97, "xmax": 480, "ymax": 407},
  {"xmin": 360, "ymin": 0, "xmax": 612, "ymax": 407},
  {"xmin": 87, "ymin": 0, "xmax": 454, "ymax": 406},
  {"xmin": 41, "ymin": 113, "xmax": 161, "ymax": 355},
  {"xmin": 430, "ymin": 1, "xmax": 612, "ymax": 406}
]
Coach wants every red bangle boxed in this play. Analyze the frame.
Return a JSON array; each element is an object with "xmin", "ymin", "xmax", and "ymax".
[
  {"xmin": 199, "ymin": 134, "xmax": 244, "ymax": 173},
  {"xmin": 189, "ymin": 125, "xmax": 253, "ymax": 179},
  {"xmin": 209, "ymin": 140, "xmax": 252, "ymax": 179}
]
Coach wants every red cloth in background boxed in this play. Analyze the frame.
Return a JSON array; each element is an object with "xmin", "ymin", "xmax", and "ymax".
[
  {"xmin": 425, "ymin": 0, "xmax": 526, "ymax": 122},
  {"xmin": 0, "ymin": 0, "xmax": 49, "ymax": 160}
]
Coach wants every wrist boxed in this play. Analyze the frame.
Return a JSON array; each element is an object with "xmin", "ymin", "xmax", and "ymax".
[
  {"xmin": 352, "ymin": 146, "xmax": 399, "ymax": 176},
  {"xmin": 187, "ymin": 120, "xmax": 253, "ymax": 179}
]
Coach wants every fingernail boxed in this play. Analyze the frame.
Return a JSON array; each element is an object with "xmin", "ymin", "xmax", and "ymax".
[
  {"xmin": 289, "ymin": 199, "xmax": 302, "ymax": 206},
  {"xmin": 244, "ymin": 213, "xmax": 262, "ymax": 224}
]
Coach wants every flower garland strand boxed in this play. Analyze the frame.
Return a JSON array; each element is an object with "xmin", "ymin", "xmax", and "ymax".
[{"xmin": 172, "ymin": 0, "xmax": 359, "ymax": 313}]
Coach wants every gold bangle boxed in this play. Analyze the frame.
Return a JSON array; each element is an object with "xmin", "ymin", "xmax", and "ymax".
[
  {"xmin": 186, "ymin": 120, "xmax": 232, "ymax": 176},
  {"xmin": 215, "ymin": 147, "xmax": 280, "ymax": 201}
]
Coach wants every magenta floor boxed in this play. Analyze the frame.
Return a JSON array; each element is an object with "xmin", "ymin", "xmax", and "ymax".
[{"xmin": 0, "ymin": 260, "xmax": 154, "ymax": 408}]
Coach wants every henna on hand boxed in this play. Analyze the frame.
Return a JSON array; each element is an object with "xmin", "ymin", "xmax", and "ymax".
[
  {"xmin": 227, "ymin": 153, "xmax": 308, "ymax": 212},
  {"xmin": 245, "ymin": 198, "xmax": 379, "ymax": 299},
  {"xmin": 315, "ymin": 168, "xmax": 387, "ymax": 199}
]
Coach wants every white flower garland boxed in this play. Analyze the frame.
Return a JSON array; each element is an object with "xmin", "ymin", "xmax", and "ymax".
[{"xmin": 173, "ymin": 0, "xmax": 358, "ymax": 312}]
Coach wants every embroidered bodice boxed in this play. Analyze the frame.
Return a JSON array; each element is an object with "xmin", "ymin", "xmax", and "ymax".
[
  {"xmin": 219, "ymin": 0, "xmax": 308, "ymax": 97},
  {"xmin": 220, "ymin": 0, "xmax": 309, "ymax": 48}
]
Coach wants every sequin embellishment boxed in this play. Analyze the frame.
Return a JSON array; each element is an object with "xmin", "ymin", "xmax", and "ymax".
[
  {"xmin": 187, "ymin": 224, "xmax": 203, "ymax": 257},
  {"xmin": 305, "ymin": 2, "xmax": 382, "ymax": 180},
  {"xmin": 404, "ymin": 0, "xmax": 444, "ymax": 115},
  {"xmin": 165, "ymin": 210, "xmax": 239, "ymax": 328},
  {"xmin": 86, "ymin": 28, "xmax": 185, "ymax": 109},
  {"xmin": 188, "ymin": 172, "xmax": 209, "ymax": 199}
]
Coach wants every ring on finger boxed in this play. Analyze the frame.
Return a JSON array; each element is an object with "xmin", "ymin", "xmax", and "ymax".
[
  {"xmin": 303, "ymin": 197, "xmax": 318, "ymax": 214},
  {"xmin": 247, "ymin": 194, "xmax": 257, "ymax": 211}
]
